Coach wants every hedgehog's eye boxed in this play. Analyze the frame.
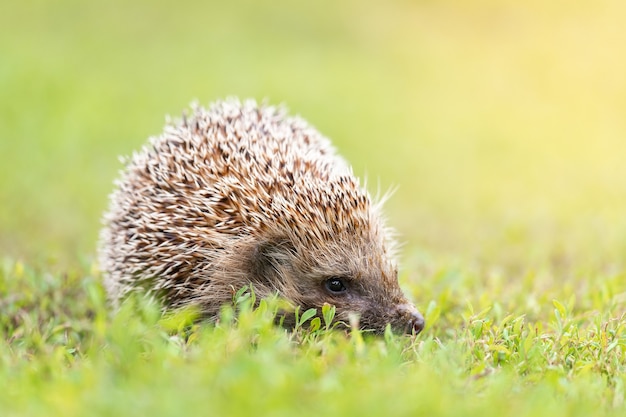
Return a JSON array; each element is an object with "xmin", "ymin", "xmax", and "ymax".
[{"xmin": 325, "ymin": 278, "xmax": 347, "ymax": 294}]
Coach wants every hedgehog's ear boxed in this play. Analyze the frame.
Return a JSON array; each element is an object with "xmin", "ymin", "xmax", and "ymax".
[{"xmin": 250, "ymin": 238, "xmax": 295, "ymax": 284}]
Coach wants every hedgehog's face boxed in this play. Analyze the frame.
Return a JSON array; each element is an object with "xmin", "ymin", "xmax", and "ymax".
[
  {"xmin": 315, "ymin": 274, "xmax": 425, "ymax": 335},
  {"xmin": 249, "ymin": 236, "xmax": 424, "ymax": 335}
]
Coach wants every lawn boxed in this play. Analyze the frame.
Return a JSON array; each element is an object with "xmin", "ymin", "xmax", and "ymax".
[{"xmin": 2, "ymin": 0, "xmax": 626, "ymax": 415}]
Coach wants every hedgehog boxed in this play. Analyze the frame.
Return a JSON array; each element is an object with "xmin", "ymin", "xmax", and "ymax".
[{"xmin": 98, "ymin": 98, "xmax": 424, "ymax": 334}]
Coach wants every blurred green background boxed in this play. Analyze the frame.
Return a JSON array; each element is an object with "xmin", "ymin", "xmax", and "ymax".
[{"xmin": 2, "ymin": 0, "xmax": 625, "ymax": 275}]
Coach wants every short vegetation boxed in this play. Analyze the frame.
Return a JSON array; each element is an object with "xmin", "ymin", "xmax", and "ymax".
[{"xmin": 2, "ymin": 259, "xmax": 626, "ymax": 416}]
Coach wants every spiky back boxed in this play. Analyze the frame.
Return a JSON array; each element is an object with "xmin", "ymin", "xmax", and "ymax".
[{"xmin": 99, "ymin": 99, "xmax": 392, "ymax": 306}]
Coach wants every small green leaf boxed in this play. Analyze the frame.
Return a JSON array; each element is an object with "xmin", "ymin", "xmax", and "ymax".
[
  {"xmin": 553, "ymin": 299, "xmax": 567, "ymax": 317},
  {"xmin": 309, "ymin": 317, "xmax": 321, "ymax": 332},
  {"xmin": 322, "ymin": 303, "xmax": 336, "ymax": 329},
  {"xmin": 298, "ymin": 308, "xmax": 317, "ymax": 327}
]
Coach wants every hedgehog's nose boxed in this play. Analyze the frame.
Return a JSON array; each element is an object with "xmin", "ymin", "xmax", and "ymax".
[
  {"xmin": 395, "ymin": 303, "xmax": 425, "ymax": 335},
  {"xmin": 408, "ymin": 310, "xmax": 425, "ymax": 335}
]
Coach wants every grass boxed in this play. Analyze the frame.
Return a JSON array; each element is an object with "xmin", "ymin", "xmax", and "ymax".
[
  {"xmin": 2, "ymin": 260, "xmax": 626, "ymax": 416},
  {"xmin": 2, "ymin": 0, "xmax": 626, "ymax": 415}
]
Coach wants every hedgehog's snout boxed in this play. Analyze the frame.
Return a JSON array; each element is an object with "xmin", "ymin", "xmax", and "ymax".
[
  {"xmin": 408, "ymin": 310, "xmax": 425, "ymax": 334},
  {"xmin": 394, "ymin": 303, "xmax": 425, "ymax": 335}
]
